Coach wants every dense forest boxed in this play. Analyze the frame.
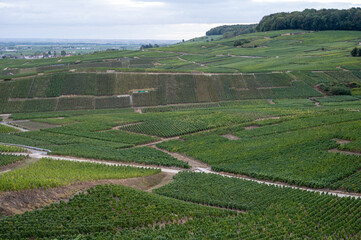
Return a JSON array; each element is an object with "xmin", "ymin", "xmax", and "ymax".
[
  {"xmin": 206, "ymin": 24, "xmax": 257, "ymax": 37},
  {"xmin": 256, "ymin": 8, "xmax": 361, "ymax": 32}
]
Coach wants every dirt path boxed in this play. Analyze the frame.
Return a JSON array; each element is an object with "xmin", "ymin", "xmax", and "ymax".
[
  {"xmin": 134, "ymin": 108, "xmax": 143, "ymax": 114},
  {"xmin": 177, "ymin": 56, "xmax": 205, "ymax": 67},
  {"xmin": 0, "ymin": 172, "xmax": 174, "ymax": 217},
  {"xmin": 313, "ymin": 84, "xmax": 327, "ymax": 96},
  {"xmin": 222, "ymin": 134, "xmax": 240, "ymax": 140},
  {"xmin": 151, "ymin": 145, "xmax": 210, "ymax": 170},
  {"xmin": 2, "ymin": 142, "xmax": 361, "ymax": 200},
  {"xmin": 0, "ymin": 114, "xmax": 11, "ymax": 122},
  {"xmin": 0, "ymin": 122, "xmax": 29, "ymax": 132},
  {"xmin": 267, "ymin": 99, "xmax": 275, "ymax": 105},
  {"xmin": 332, "ymin": 138, "xmax": 352, "ymax": 145},
  {"xmin": 132, "ymin": 136, "xmax": 180, "ymax": 148},
  {"xmin": 110, "ymin": 122, "xmax": 143, "ymax": 130},
  {"xmin": 336, "ymin": 66, "xmax": 349, "ymax": 71},
  {"xmin": 328, "ymin": 148, "xmax": 361, "ymax": 156},
  {"xmin": 146, "ymin": 172, "xmax": 175, "ymax": 192},
  {"xmin": 309, "ymin": 98, "xmax": 321, "ymax": 107},
  {"xmin": 255, "ymin": 116, "xmax": 280, "ymax": 122},
  {"xmin": 196, "ymin": 168, "xmax": 361, "ymax": 199}
]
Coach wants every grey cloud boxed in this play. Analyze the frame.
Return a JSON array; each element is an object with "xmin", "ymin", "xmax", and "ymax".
[{"xmin": 0, "ymin": 0, "xmax": 359, "ymax": 39}]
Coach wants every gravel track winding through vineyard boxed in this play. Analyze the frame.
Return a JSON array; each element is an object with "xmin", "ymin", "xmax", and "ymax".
[
  {"xmin": 1, "ymin": 140, "xmax": 361, "ymax": 199},
  {"xmin": 0, "ymin": 122, "xmax": 29, "ymax": 132}
]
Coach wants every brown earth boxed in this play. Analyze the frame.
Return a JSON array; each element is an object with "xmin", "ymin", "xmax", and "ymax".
[
  {"xmin": 245, "ymin": 125, "xmax": 259, "ymax": 130},
  {"xmin": 151, "ymin": 145, "xmax": 210, "ymax": 170},
  {"xmin": 0, "ymin": 172, "xmax": 174, "ymax": 217},
  {"xmin": 222, "ymin": 134, "xmax": 240, "ymax": 140},
  {"xmin": 267, "ymin": 99, "xmax": 275, "ymax": 104},
  {"xmin": 332, "ymin": 138, "xmax": 352, "ymax": 145},
  {"xmin": 255, "ymin": 116, "xmax": 280, "ymax": 122},
  {"xmin": 328, "ymin": 148, "xmax": 361, "ymax": 156},
  {"xmin": 10, "ymin": 120, "xmax": 59, "ymax": 131}
]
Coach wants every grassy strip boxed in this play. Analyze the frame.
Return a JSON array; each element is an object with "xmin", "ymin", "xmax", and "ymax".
[{"xmin": 0, "ymin": 158, "xmax": 160, "ymax": 192}]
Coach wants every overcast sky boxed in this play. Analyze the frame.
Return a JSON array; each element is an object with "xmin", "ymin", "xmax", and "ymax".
[{"xmin": 0, "ymin": 0, "xmax": 360, "ymax": 40}]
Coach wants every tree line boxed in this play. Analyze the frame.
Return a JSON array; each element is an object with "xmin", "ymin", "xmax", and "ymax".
[
  {"xmin": 256, "ymin": 8, "xmax": 361, "ymax": 32},
  {"xmin": 206, "ymin": 24, "xmax": 256, "ymax": 37}
]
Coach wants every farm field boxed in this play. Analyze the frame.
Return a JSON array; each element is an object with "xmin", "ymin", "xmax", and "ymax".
[
  {"xmin": 1, "ymin": 30, "xmax": 360, "ymax": 78},
  {"xmin": 0, "ymin": 30, "xmax": 360, "ymax": 113},
  {"xmin": 0, "ymin": 29, "xmax": 360, "ymax": 239},
  {"xmin": 0, "ymin": 92, "xmax": 360, "ymax": 239}
]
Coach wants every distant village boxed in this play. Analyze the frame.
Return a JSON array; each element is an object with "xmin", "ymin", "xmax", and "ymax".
[
  {"xmin": 0, "ymin": 45, "xmax": 127, "ymax": 60},
  {"xmin": 0, "ymin": 47, "xmax": 92, "ymax": 60}
]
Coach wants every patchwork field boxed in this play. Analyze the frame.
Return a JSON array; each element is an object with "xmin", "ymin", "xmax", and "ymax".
[{"xmin": 0, "ymin": 29, "xmax": 360, "ymax": 239}]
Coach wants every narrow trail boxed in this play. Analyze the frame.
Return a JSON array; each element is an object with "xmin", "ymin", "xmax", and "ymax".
[
  {"xmin": 0, "ymin": 122, "xmax": 29, "ymax": 132},
  {"xmin": 0, "ymin": 114, "xmax": 11, "ymax": 122},
  {"xmin": 309, "ymin": 98, "xmax": 321, "ymax": 107},
  {"xmin": 197, "ymin": 168, "xmax": 361, "ymax": 199},
  {"xmin": 132, "ymin": 136, "xmax": 180, "ymax": 148},
  {"xmin": 328, "ymin": 149, "xmax": 361, "ymax": 156},
  {"xmin": 151, "ymin": 145, "xmax": 210, "ymax": 170}
]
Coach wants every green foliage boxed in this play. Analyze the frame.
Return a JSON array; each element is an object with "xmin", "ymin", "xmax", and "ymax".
[
  {"xmin": 22, "ymin": 99, "xmax": 56, "ymax": 112},
  {"xmin": 0, "ymin": 184, "xmax": 230, "ymax": 239},
  {"xmin": 0, "ymin": 70, "xmax": 355, "ymax": 113},
  {"xmin": 0, "ymin": 112, "xmax": 189, "ymax": 168},
  {"xmin": 330, "ymin": 86, "xmax": 351, "ymax": 95},
  {"xmin": 0, "ymin": 158, "xmax": 159, "ymax": 192},
  {"xmin": 257, "ymin": 8, "xmax": 361, "ymax": 32},
  {"xmin": 351, "ymin": 47, "xmax": 359, "ymax": 57},
  {"xmin": 0, "ymin": 124, "xmax": 19, "ymax": 134},
  {"xmin": 206, "ymin": 24, "xmax": 256, "ymax": 37},
  {"xmin": 155, "ymin": 172, "xmax": 361, "ymax": 238},
  {"xmin": 351, "ymin": 88, "xmax": 361, "ymax": 96},
  {"xmin": 0, "ymin": 154, "xmax": 26, "ymax": 167},
  {"xmin": 233, "ymin": 39, "xmax": 250, "ymax": 47},
  {"xmin": 121, "ymin": 109, "xmax": 275, "ymax": 137},
  {"xmin": 333, "ymin": 170, "xmax": 361, "ymax": 193},
  {"xmin": 158, "ymin": 112, "xmax": 361, "ymax": 189},
  {"xmin": 95, "ymin": 96, "xmax": 130, "ymax": 109},
  {"xmin": 314, "ymin": 95, "xmax": 359, "ymax": 103},
  {"xmin": 56, "ymin": 97, "xmax": 94, "ymax": 111},
  {"xmin": 0, "ymin": 145, "xmax": 27, "ymax": 153}
]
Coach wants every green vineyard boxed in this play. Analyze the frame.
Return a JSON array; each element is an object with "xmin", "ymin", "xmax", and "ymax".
[
  {"xmin": 0, "ymin": 28, "xmax": 360, "ymax": 239},
  {"xmin": 0, "ymin": 159, "xmax": 159, "ymax": 192}
]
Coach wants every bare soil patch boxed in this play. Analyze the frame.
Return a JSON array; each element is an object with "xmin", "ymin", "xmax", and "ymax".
[
  {"xmin": 222, "ymin": 134, "xmax": 240, "ymax": 140},
  {"xmin": 313, "ymin": 84, "xmax": 327, "ymax": 96},
  {"xmin": 0, "ymin": 172, "xmax": 173, "ymax": 217},
  {"xmin": 255, "ymin": 116, "xmax": 280, "ymax": 122},
  {"xmin": 134, "ymin": 108, "xmax": 143, "ymax": 114},
  {"xmin": 328, "ymin": 148, "xmax": 361, "ymax": 156},
  {"xmin": 12, "ymin": 120, "xmax": 59, "ymax": 131},
  {"xmin": 336, "ymin": 66, "xmax": 349, "ymax": 71},
  {"xmin": 0, "ymin": 159, "xmax": 27, "ymax": 174},
  {"xmin": 151, "ymin": 145, "xmax": 210, "ymax": 170},
  {"xmin": 0, "ymin": 114, "xmax": 11, "ymax": 122},
  {"xmin": 245, "ymin": 125, "xmax": 259, "ymax": 130},
  {"xmin": 309, "ymin": 98, "xmax": 321, "ymax": 107},
  {"xmin": 332, "ymin": 138, "xmax": 352, "ymax": 145},
  {"xmin": 267, "ymin": 99, "xmax": 275, "ymax": 105},
  {"xmin": 113, "ymin": 122, "xmax": 143, "ymax": 130}
]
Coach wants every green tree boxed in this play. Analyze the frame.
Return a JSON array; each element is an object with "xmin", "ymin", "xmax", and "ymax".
[
  {"xmin": 351, "ymin": 47, "xmax": 358, "ymax": 57},
  {"xmin": 358, "ymin": 48, "xmax": 361, "ymax": 57},
  {"xmin": 61, "ymin": 50, "xmax": 66, "ymax": 56}
]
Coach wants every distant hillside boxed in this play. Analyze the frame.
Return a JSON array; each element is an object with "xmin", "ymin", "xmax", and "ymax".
[
  {"xmin": 0, "ymin": 72, "xmax": 326, "ymax": 113},
  {"xmin": 256, "ymin": 8, "xmax": 361, "ymax": 32},
  {"xmin": 206, "ymin": 24, "xmax": 257, "ymax": 38}
]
